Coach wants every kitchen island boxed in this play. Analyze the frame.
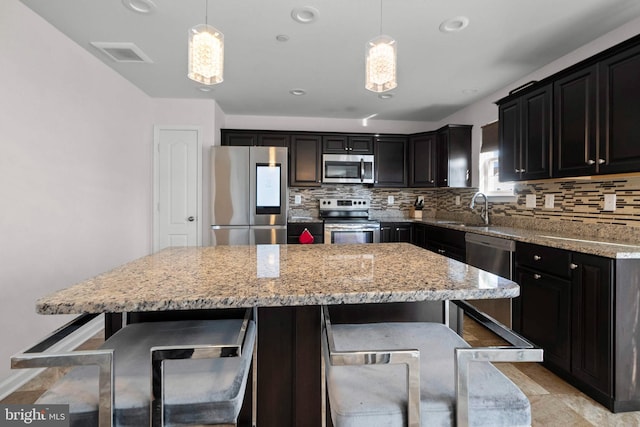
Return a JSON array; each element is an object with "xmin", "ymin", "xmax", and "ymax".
[{"xmin": 36, "ymin": 243, "xmax": 519, "ymax": 426}]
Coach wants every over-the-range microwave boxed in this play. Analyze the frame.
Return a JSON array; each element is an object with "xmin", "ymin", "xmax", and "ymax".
[{"xmin": 322, "ymin": 154, "xmax": 375, "ymax": 184}]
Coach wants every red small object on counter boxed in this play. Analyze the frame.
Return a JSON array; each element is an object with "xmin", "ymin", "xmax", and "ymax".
[{"xmin": 299, "ymin": 228, "xmax": 314, "ymax": 244}]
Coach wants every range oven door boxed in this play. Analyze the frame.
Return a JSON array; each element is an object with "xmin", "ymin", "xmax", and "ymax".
[{"xmin": 324, "ymin": 222, "xmax": 380, "ymax": 244}]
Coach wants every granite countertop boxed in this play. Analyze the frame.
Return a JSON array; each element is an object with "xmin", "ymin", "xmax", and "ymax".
[
  {"xmin": 287, "ymin": 216, "xmax": 323, "ymax": 223},
  {"xmin": 37, "ymin": 243, "xmax": 518, "ymax": 315},
  {"xmin": 415, "ymin": 218, "xmax": 640, "ymax": 259}
]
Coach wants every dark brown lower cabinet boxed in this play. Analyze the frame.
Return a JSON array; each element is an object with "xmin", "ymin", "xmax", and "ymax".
[
  {"xmin": 287, "ymin": 222, "xmax": 324, "ymax": 244},
  {"xmin": 513, "ymin": 244, "xmax": 640, "ymax": 413},
  {"xmin": 571, "ymin": 253, "xmax": 613, "ymax": 404},
  {"xmin": 380, "ymin": 222, "xmax": 412, "ymax": 243},
  {"xmin": 517, "ymin": 268, "xmax": 571, "ymax": 372}
]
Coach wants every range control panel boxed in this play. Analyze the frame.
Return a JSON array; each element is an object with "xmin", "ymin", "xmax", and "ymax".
[{"xmin": 319, "ymin": 198, "xmax": 370, "ymax": 210}]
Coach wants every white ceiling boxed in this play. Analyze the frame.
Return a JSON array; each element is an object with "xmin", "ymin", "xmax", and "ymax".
[{"xmin": 19, "ymin": 0, "xmax": 640, "ymax": 121}]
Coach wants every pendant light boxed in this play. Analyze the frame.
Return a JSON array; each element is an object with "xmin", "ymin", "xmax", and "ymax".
[
  {"xmin": 365, "ymin": 0, "xmax": 397, "ymax": 93},
  {"xmin": 188, "ymin": 0, "xmax": 224, "ymax": 85}
]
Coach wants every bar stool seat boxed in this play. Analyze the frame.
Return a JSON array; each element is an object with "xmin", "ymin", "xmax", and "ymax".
[
  {"xmin": 322, "ymin": 306, "xmax": 542, "ymax": 427},
  {"xmin": 34, "ymin": 318, "xmax": 255, "ymax": 426}
]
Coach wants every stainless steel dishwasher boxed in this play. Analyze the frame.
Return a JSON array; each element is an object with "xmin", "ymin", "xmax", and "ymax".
[{"xmin": 464, "ymin": 233, "xmax": 516, "ymax": 327}]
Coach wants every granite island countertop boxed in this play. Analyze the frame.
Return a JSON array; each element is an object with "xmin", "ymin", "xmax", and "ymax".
[{"xmin": 37, "ymin": 243, "xmax": 518, "ymax": 315}]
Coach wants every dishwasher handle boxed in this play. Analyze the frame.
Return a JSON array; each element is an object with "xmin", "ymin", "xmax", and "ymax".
[{"xmin": 464, "ymin": 233, "xmax": 516, "ymax": 252}]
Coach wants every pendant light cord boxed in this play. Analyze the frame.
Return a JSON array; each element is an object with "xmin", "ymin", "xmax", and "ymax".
[
  {"xmin": 379, "ymin": 0, "xmax": 383, "ymax": 35},
  {"xmin": 205, "ymin": 0, "xmax": 209, "ymax": 25}
]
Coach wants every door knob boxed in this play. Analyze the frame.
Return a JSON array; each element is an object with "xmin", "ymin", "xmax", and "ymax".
[{"xmin": 187, "ymin": 216, "xmax": 195, "ymax": 222}]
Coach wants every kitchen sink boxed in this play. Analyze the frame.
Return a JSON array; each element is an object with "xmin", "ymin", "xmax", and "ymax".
[{"xmin": 537, "ymin": 235, "xmax": 640, "ymax": 248}]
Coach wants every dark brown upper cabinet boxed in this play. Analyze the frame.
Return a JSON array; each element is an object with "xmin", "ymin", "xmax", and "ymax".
[
  {"xmin": 258, "ymin": 133, "xmax": 290, "ymax": 147},
  {"xmin": 598, "ymin": 43, "xmax": 640, "ymax": 174},
  {"xmin": 222, "ymin": 130, "xmax": 289, "ymax": 147},
  {"xmin": 409, "ymin": 132, "xmax": 437, "ymax": 187},
  {"xmin": 499, "ymin": 85, "xmax": 552, "ymax": 181},
  {"xmin": 436, "ymin": 125, "xmax": 472, "ymax": 187},
  {"xmin": 553, "ymin": 65, "xmax": 598, "ymax": 177},
  {"xmin": 290, "ymin": 134, "xmax": 322, "ymax": 187},
  {"xmin": 322, "ymin": 135, "xmax": 374, "ymax": 154},
  {"xmin": 222, "ymin": 130, "xmax": 258, "ymax": 146},
  {"xmin": 497, "ymin": 34, "xmax": 640, "ymax": 181},
  {"xmin": 374, "ymin": 136, "xmax": 408, "ymax": 187}
]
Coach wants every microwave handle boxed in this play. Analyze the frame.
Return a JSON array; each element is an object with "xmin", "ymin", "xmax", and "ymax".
[{"xmin": 360, "ymin": 158, "xmax": 364, "ymax": 183}]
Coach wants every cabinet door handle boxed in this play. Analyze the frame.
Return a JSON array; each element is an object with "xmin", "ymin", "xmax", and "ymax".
[
  {"xmin": 533, "ymin": 255, "xmax": 541, "ymax": 261},
  {"xmin": 515, "ymin": 168, "xmax": 519, "ymax": 173},
  {"xmin": 570, "ymin": 263, "xmax": 578, "ymax": 270},
  {"xmin": 438, "ymin": 249, "xmax": 446, "ymax": 254},
  {"xmin": 587, "ymin": 159, "xmax": 596, "ymax": 165},
  {"xmin": 521, "ymin": 168, "xmax": 526, "ymax": 173},
  {"xmin": 533, "ymin": 274, "xmax": 541, "ymax": 279},
  {"xmin": 598, "ymin": 158, "xmax": 605, "ymax": 165},
  {"xmin": 396, "ymin": 228, "xmax": 401, "ymax": 231}
]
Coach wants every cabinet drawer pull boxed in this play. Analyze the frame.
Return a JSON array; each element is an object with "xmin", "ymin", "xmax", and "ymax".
[
  {"xmin": 396, "ymin": 228, "xmax": 401, "ymax": 231},
  {"xmin": 587, "ymin": 159, "xmax": 596, "ymax": 165},
  {"xmin": 438, "ymin": 249, "xmax": 446, "ymax": 254},
  {"xmin": 533, "ymin": 274, "xmax": 541, "ymax": 279},
  {"xmin": 570, "ymin": 263, "xmax": 578, "ymax": 270},
  {"xmin": 598, "ymin": 158, "xmax": 605, "ymax": 165},
  {"xmin": 533, "ymin": 255, "xmax": 541, "ymax": 261}
]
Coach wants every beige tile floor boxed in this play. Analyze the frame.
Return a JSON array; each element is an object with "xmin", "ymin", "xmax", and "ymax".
[
  {"xmin": 4, "ymin": 319, "xmax": 640, "ymax": 426},
  {"xmin": 464, "ymin": 317, "xmax": 640, "ymax": 427}
]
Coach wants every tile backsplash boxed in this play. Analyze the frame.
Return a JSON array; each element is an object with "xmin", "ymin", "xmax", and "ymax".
[
  {"xmin": 288, "ymin": 185, "xmax": 436, "ymax": 220},
  {"xmin": 289, "ymin": 176, "xmax": 640, "ymax": 242}
]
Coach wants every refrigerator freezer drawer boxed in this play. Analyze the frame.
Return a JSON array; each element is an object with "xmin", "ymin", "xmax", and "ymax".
[
  {"xmin": 210, "ymin": 226, "xmax": 287, "ymax": 245},
  {"xmin": 252, "ymin": 226, "xmax": 287, "ymax": 245},
  {"xmin": 211, "ymin": 227, "xmax": 251, "ymax": 246}
]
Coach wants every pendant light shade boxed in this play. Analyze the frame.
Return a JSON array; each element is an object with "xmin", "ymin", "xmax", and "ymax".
[
  {"xmin": 365, "ymin": 35, "xmax": 397, "ymax": 93},
  {"xmin": 188, "ymin": 23, "xmax": 224, "ymax": 85}
]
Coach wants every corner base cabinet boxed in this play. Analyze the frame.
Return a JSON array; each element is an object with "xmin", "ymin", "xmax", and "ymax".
[{"xmin": 514, "ymin": 242, "xmax": 640, "ymax": 412}]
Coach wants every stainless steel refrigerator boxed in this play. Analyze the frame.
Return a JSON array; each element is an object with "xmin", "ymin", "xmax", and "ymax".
[{"xmin": 210, "ymin": 146, "xmax": 288, "ymax": 245}]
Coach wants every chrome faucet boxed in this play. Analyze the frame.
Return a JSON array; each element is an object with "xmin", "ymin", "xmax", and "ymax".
[{"xmin": 470, "ymin": 192, "xmax": 489, "ymax": 225}]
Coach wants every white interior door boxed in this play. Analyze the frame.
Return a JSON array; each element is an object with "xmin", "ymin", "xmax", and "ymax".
[{"xmin": 154, "ymin": 126, "xmax": 202, "ymax": 252}]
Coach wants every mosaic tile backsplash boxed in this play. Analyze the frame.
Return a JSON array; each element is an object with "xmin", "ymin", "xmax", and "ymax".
[{"xmin": 289, "ymin": 176, "xmax": 640, "ymax": 243}]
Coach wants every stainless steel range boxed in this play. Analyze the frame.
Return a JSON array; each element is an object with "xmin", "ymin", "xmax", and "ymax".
[{"xmin": 320, "ymin": 198, "xmax": 380, "ymax": 244}]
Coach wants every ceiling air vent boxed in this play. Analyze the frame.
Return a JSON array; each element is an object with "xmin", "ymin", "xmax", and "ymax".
[{"xmin": 90, "ymin": 42, "xmax": 153, "ymax": 63}]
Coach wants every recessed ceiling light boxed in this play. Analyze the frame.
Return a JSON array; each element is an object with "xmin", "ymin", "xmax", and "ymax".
[
  {"xmin": 289, "ymin": 89, "xmax": 307, "ymax": 96},
  {"xmin": 378, "ymin": 93, "xmax": 394, "ymax": 99},
  {"xmin": 291, "ymin": 6, "xmax": 319, "ymax": 24},
  {"xmin": 439, "ymin": 16, "xmax": 469, "ymax": 33},
  {"xmin": 121, "ymin": 0, "xmax": 156, "ymax": 14},
  {"xmin": 276, "ymin": 34, "xmax": 290, "ymax": 42}
]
